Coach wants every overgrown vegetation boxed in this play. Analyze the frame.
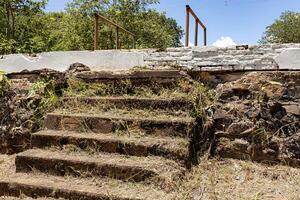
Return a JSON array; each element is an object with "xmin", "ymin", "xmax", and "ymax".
[
  {"xmin": 0, "ymin": 0, "xmax": 183, "ymax": 54},
  {"xmin": 26, "ymin": 79, "xmax": 59, "ymax": 131},
  {"xmin": 0, "ymin": 74, "xmax": 59, "ymax": 153},
  {"xmin": 63, "ymin": 77, "xmax": 215, "ymax": 118},
  {"xmin": 0, "ymin": 70, "xmax": 10, "ymax": 96}
]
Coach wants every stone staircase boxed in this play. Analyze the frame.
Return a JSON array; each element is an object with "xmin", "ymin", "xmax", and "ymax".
[{"xmin": 0, "ymin": 70, "xmax": 196, "ymax": 200}]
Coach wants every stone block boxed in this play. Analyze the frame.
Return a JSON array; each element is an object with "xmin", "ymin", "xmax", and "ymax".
[{"xmin": 275, "ymin": 48, "xmax": 300, "ymax": 70}]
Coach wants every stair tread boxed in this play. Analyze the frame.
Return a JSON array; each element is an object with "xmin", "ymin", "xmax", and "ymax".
[
  {"xmin": 1, "ymin": 173, "xmax": 175, "ymax": 200},
  {"xmin": 17, "ymin": 148, "xmax": 185, "ymax": 178},
  {"xmin": 33, "ymin": 130, "xmax": 189, "ymax": 156},
  {"xmin": 61, "ymin": 96, "xmax": 192, "ymax": 102},
  {"xmin": 48, "ymin": 112, "xmax": 194, "ymax": 124},
  {"xmin": 76, "ymin": 70, "xmax": 187, "ymax": 79}
]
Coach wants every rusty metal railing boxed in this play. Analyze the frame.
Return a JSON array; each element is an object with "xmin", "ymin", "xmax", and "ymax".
[
  {"xmin": 185, "ymin": 5, "xmax": 207, "ymax": 47},
  {"xmin": 94, "ymin": 13, "xmax": 136, "ymax": 50}
]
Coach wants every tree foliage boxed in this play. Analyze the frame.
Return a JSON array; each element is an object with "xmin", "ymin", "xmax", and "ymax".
[
  {"xmin": 0, "ymin": 0, "xmax": 183, "ymax": 54},
  {"xmin": 261, "ymin": 11, "xmax": 300, "ymax": 44},
  {"xmin": 0, "ymin": 0, "xmax": 48, "ymax": 54}
]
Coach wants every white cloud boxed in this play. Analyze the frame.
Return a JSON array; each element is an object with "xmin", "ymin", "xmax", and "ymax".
[
  {"xmin": 212, "ymin": 36, "xmax": 236, "ymax": 47},
  {"xmin": 180, "ymin": 39, "xmax": 194, "ymax": 47}
]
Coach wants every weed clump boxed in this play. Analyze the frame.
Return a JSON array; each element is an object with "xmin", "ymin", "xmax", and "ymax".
[
  {"xmin": 0, "ymin": 70, "xmax": 10, "ymax": 97},
  {"xmin": 0, "ymin": 74, "xmax": 59, "ymax": 153},
  {"xmin": 26, "ymin": 79, "xmax": 59, "ymax": 131}
]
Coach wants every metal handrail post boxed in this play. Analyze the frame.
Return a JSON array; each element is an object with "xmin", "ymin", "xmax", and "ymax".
[
  {"xmin": 116, "ymin": 27, "xmax": 119, "ymax": 49},
  {"xmin": 133, "ymin": 36, "xmax": 136, "ymax": 49},
  {"xmin": 93, "ymin": 13, "xmax": 136, "ymax": 50},
  {"xmin": 185, "ymin": 5, "xmax": 190, "ymax": 47},
  {"xmin": 195, "ymin": 19, "xmax": 198, "ymax": 46},
  {"xmin": 204, "ymin": 28, "xmax": 207, "ymax": 46},
  {"xmin": 94, "ymin": 14, "xmax": 99, "ymax": 50},
  {"xmin": 185, "ymin": 5, "xmax": 207, "ymax": 47}
]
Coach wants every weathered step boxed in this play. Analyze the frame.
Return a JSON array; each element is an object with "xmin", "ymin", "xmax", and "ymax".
[
  {"xmin": 45, "ymin": 113, "xmax": 193, "ymax": 137},
  {"xmin": 31, "ymin": 130, "xmax": 189, "ymax": 163},
  {"xmin": 16, "ymin": 149, "xmax": 185, "ymax": 183},
  {"xmin": 0, "ymin": 173, "xmax": 175, "ymax": 200},
  {"xmin": 60, "ymin": 96, "xmax": 194, "ymax": 112},
  {"xmin": 75, "ymin": 70, "xmax": 188, "ymax": 84}
]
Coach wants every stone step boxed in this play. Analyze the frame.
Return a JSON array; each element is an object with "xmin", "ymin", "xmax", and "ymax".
[
  {"xmin": 31, "ymin": 130, "xmax": 190, "ymax": 164},
  {"xmin": 16, "ymin": 149, "xmax": 185, "ymax": 183},
  {"xmin": 75, "ymin": 70, "xmax": 188, "ymax": 85},
  {"xmin": 60, "ymin": 96, "xmax": 194, "ymax": 112},
  {"xmin": 0, "ymin": 173, "xmax": 175, "ymax": 200},
  {"xmin": 45, "ymin": 113, "xmax": 193, "ymax": 138}
]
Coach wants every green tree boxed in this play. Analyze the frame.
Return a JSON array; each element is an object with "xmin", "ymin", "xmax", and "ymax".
[
  {"xmin": 0, "ymin": 0, "xmax": 183, "ymax": 54},
  {"xmin": 64, "ymin": 0, "xmax": 182, "ymax": 49},
  {"xmin": 0, "ymin": 0, "xmax": 48, "ymax": 54},
  {"xmin": 261, "ymin": 11, "xmax": 300, "ymax": 44}
]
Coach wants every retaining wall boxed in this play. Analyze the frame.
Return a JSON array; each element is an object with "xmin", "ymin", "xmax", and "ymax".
[
  {"xmin": 144, "ymin": 44, "xmax": 300, "ymax": 71},
  {"xmin": 0, "ymin": 44, "xmax": 300, "ymax": 73}
]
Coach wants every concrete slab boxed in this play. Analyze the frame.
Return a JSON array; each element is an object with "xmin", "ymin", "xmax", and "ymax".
[
  {"xmin": 275, "ymin": 48, "xmax": 300, "ymax": 70},
  {"xmin": 0, "ymin": 50, "xmax": 145, "ymax": 73}
]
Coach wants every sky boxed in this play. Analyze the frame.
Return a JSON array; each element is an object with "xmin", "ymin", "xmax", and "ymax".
[{"xmin": 45, "ymin": 0, "xmax": 300, "ymax": 46}]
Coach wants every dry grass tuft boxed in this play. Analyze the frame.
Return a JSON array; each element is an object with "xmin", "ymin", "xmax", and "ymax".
[
  {"xmin": 0, "ymin": 154, "xmax": 15, "ymax": 179},
  {"xmin": 176, "ymin": 158, "xmax": 300, "ymax": 200}
]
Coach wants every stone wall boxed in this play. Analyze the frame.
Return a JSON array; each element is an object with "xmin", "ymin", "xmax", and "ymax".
[
  {"xmin": 209, "ymin": 71, "xmax": 300, "ymax": 167},
  {"xmin": 1, "ymin": 44, "xmax": 300, "ymax": 73},
  {"xmin": 144, "ymin": 44, "xmax": 300, "ymax": 71}
]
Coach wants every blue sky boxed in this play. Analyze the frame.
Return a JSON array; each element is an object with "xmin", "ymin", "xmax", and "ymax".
[{"xmin": 45, "ymin": 0, "xmax": 300, "ymax": 45}]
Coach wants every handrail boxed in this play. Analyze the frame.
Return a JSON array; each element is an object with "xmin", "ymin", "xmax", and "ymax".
[
  {"xmin": 185, "ymin": 5, "xmax": 207, "ymax": 47},
  {"xmin": 94, "ymin": 13, "xmax": 136, "ymax": 50}
]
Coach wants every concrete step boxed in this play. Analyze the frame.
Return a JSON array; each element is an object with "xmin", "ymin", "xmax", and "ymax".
[
  {"xmin": 60, "ymin": 96, "xmax": 194, "ymax": 113},
  {"xmin": 0, "ymin": 173, "xmax": 175, "ymax": 200},
  {"xmin": 45, "ymin": 113, "xmax": 194, "ymax": 138},
  {"xmin": 31, "ymin": 130, "xmax": 190, "ymax": 163},
  {"xmin": 16, "ymin": 149, "xmax": 185, "ymax": 183},
  {"xmin": 75, "ymin": 70, "xmax": 188, "ymax": 85}
]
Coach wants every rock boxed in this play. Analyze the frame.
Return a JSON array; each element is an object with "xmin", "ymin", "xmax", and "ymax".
[
  {"xmin": 215, "ymin": 138, "xmax": 251, "ymax": 160},
  {"xmin": 218, "ymin": 87, "xmax": 251, "ymax": 101},
  {"xmin": 263, "ymin": 81, "xmax": 285, "ymax": 99},
  {"xmin": 68, "ymin": 63, "xmax": 91, "ymax": 73},
  {"xmin": 279, "ymin": 132, "xmax": 300, "ymax": 167},
  {"xmin": 268, "ymin": 102, "xmax": 287, "ymax": 119},
  {"xmin": 249, "ymin": 141, "xmax": 279, "ymax": 162},
  {"xmin": 226, "ymin": 121, "xmax": 254, "ymax": 138},
  {"xmin": 283, "ymin": 104, "xmax": 300, "ymax": 116},
  {"xmin": 236, "ymin": 45, "xmax": 249, "ymax": 50},
  {"xmin": 212, "ymin": 71, "xmax": 300, "ymax": 167},
  {"xmin": 213, "ymin": 109, "xmax": 234, "ymax": 131}
]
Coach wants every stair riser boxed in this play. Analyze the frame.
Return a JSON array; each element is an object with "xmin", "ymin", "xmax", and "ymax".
[
  {"xmin": 45, "ymin": 114, "xmax": 192, "ymax": 137},
  {"xmin": 0, "ymin": 182, "xmax": 133, "ymax": 200},
  {"xmin": 16, "ymin": 155, "xmax": 158, "ymax": 182},
  {"xmin": 31, "ymin": 134, "xmax": 188, "ymax": 162},
  {"xmin": 61, "ymin": 97, "xmax": 194, "ymax": 112}
]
